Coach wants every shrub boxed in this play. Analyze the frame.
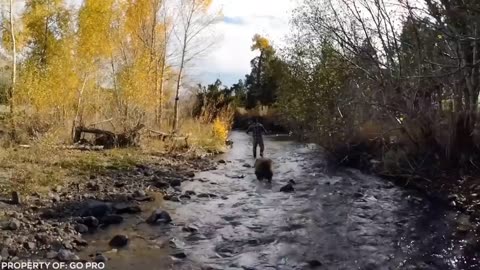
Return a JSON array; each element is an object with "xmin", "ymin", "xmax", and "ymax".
[{"xmin": 212, "ymin": 117, "xmax": 229, "ymax": 143}]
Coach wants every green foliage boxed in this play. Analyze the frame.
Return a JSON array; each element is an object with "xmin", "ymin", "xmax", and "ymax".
[
  {"xmin": 244, "ymin": 34, "xmax": 286, "ymax": 108},
  {"xmin": 277, "ymin": 41, "xmax": 351, "ymax": 142},
  {"xmin": 192, "ymin": 79, "xmax": 235, "ymax": 123},
  {"xmin": 230, "ymin": 79, "xmax": 247, "ymax": 107}
]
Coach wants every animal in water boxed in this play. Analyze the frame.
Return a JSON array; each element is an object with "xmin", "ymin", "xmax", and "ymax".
[{"xmin": 254, "ymin": 158, "xmax": 273, "ymax": 182}]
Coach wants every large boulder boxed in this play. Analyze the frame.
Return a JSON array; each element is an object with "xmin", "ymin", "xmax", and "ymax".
[
  {"xmin": 109, "ymin": 235, "xmax": 129, "ymax": 248},
  {"xmin": 254, "ymin": 158, "xmax": 273, "ymax": 182},
  {"xmin": 280, "ymin": 183, "xmax": 294, "ymax": 193},
  {"xmin": 146, "ymin": 209, "xmax": 172, "ymax": 224}
]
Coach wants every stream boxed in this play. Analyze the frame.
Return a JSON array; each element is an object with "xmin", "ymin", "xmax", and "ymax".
[{"xmin": 80, "ymin": 131, "xmax": 480, "ymax": 270}]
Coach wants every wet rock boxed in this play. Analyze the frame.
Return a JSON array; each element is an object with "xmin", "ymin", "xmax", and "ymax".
[
  {"xmin": 153, "ymin": 180, "xmax": 169, "ymax": 189},
  {"xmin": 109, "ymin": 235, "xmax": 129, "ymax": 248},
  {"xmin": 243, "ymin": 163, "xmax": 252, "ymax": 168},
  {"xmin": 353, "ymin": 192, "xmax": 363, "ymax": 198},
  {"xmin": 46, "ymin": 251, "xmax": 57, "ymax": 259},
  {"xmin": 197, "ymin": 193, "xmax": 217, "ymax": 198},
  {"xmin": 23, "ymin": 242, "xmax": 36, "ymax": 250},
  {"xmin": 74, "ymin": 224, "xmax": 89, "ymax": 234},
  {"xmin": 94, "ymin": 254, "xmax": 108, "ymax": 263},
  {"xmin": 81, "ymin": 201, "xmax": 112, "ymax": 218},
  {"xmin": 3, "ymin": 218, "xmax": 21, "ymax": 230},
  {"xmin": 11, "ymin": 191, "xmax": 21, "ymax": 204},
  {"xmin": 134, "ymin": 195, "xmax": 153, "ymax": 202},
  {"xmin": 307, "ymin": 259, "xmax": 322, "ymax": 268},
  {"xmin": 184, "ymin": 190, "xmax": 196, "ymax": 196},
  {"xmin": 146, "ymin": 209, "xmax": 172, "ymax": 224},
  {"xmin": 72, "ymin": 238, "xmax": 88, "ymax": 247},
  {"xmin": 82, "ymin": 216, "xmax": 100, "ymax": 228},
  {"xmin": 179, "ymin": 194, "xmax": 191, "ymax": 200},
  {"xmin": 113, "ymin": 203, "xmax": 142, "ymax": 214},
  {"xmin": 186, "ymin": 172, "xmax": 195, "ymax": 178},
  {"xmin": 280, "ymin": 183, "xmax": 294, "ymax": 193},
  {"xmin": 101, "ymin": 215, "xmax": 124, "ymax": 225},
  {"xmin": 218, "ymin": 159, "xmax": 226, "ymax": 164},
  {"xmin": 288, "ymin": 179, "xmax": 296, "ymax": 185},
  {"xmin": 133, "ymin": 190, "xmax": 146, "ymax": 197},
  {"xmin": 170, "ymin": 179, "xmax": 182, "ymax": 187},
  {"xmin": 227, "ymin": 174, "xmax": 245, "ymax": 179},
  {"xmin": 163, "ymin": 194, "xmax": 181, "ymax": 202},
  {"xmin": 57, "ymin": 249, "xmax": 79, "ymax": 262},
  {"xmin": 182, "ymin": 224, "xmax": 199, "ymax": 233},
  {"xmin": 171, "ymin": 251, "xmax": 187, "ymax": 259}
]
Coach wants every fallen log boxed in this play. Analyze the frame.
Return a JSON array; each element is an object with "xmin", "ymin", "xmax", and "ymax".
[
  {"xmin": 73, "ymin": 124, "xmax": 144, "ymax": 149},
  {"xmin": 146, "ymin": 129, "xmax": 189, "ymax": 145},
  {"xmin": 146, "ymin": 129, "xmax": 171, "ymax": 141}
]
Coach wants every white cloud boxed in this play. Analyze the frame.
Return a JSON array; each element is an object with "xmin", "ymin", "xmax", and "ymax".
[{"xmin": 192, "ymin": 0, "xmax": 295, "ymax": 86}]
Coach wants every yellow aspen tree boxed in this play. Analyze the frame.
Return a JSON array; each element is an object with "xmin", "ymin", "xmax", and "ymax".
[
  {"xmin": 120, "ymin": 0, "xmax": 170, "ymax": 128},
  {"xmin": 74, "ymin": 0, "xmax": 116, "ymax": 135},
  {"xmin": 20, "ymin": 0, "xmax": 78, "ymax": 122}
]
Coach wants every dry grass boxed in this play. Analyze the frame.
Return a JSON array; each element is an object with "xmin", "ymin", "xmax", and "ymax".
[
  {"xmin": 0, "ymin": 120, "xmax": 229, "ymax": 196},
  {"xmin": 0, "ymin": 144, "xmax": 148, "ymax": 195},
  {"xmin": 179, "ymin": 119, "xmax": 229, "ymax": 153},
  {"xmin": 0, "ymin": 107, "xmax": 231, "ymax": 196}
]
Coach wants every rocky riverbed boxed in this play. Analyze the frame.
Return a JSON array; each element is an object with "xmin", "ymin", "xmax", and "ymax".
[{"xmin": 0, "ymin": 153, "xmax": 215, "ymax": 264}]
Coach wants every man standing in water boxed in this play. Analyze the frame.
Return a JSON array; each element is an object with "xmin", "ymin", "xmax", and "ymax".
[{"xmin": 246, "ymin": 118, "xmax": 268, "ymax": 158}]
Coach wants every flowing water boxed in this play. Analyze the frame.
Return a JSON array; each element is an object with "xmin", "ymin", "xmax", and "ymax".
[{"xmin": 82, "ymin": 131, "xmax": 480, "ymax": 270}]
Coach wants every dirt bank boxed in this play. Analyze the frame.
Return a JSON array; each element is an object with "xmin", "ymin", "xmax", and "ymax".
[{"xmin": 0, "ymin": 151, "xmax": 216, "ymax": 263}]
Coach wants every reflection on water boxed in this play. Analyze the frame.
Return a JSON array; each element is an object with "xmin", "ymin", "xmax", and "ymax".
[{"xmin": 83, "ymin": 132, "xmax": 480, "ymax": 270}]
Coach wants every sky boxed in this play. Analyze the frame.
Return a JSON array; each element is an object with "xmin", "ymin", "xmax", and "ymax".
[
  {"xmin": 191, "ymin": 0, "xmax": 295, "ymax": 86},
  {"xmin": 0, "ymin": 0, "xmax": 295, "ymax": 87}
]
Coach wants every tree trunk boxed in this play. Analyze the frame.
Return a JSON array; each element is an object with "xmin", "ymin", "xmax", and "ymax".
[
  {"xmin": 71, "ymin": 76, "xmax": 88, "ymax": 142},
  {"xmin": 156, "ymin": 57, "xmax": 166, "ymax": 127},
  {"xmin": 172, "ymin": 64, "xmax": 183, "ymax": 133},
  {"xmin": 172, "ymin": 34, "xmax": 187, "ymax": 133},
  {"xmin": 9, "ymin": 0, "xmax": 16, "ymax": 139},
  {"xmin": 256, "ymin": 50, "xmax": 264, "ymax": 89}
]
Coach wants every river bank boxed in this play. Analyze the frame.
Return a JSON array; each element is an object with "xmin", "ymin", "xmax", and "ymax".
[
  {"xmin": 329, "ymin": 151, "xmax": 480, "ymax": 234},
  {"xmin": 0, "ymin": 147, "xmax": 217, "ymax": 264}
]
